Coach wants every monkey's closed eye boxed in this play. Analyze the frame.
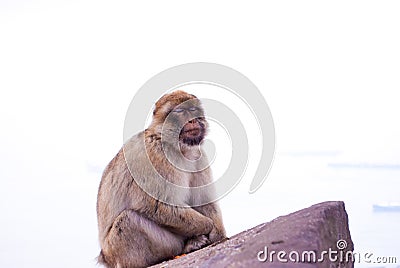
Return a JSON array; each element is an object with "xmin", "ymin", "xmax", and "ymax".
[
  {"xmin": 188, "ymin": 107, "xmax": 198, "ymax": 112},
  {"xmin": 173, "ymin": 108, "xmax": 184, "ymax": 113}
]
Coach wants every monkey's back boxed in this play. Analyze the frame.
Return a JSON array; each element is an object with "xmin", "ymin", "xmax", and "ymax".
[
  {"xmin": 96, "ymin": 132, "xmax": 147, "ymax": 246},
  {"xmin": 96, "ymin": 131, "xmax": 191, "ymax": 246}
]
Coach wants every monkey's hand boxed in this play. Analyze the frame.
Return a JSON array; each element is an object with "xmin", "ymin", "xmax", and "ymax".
[
  {"xmin": 182, "ymin": 235, "xmax": 210, "ymax": 254},
  {"xmin": 209, "ymin": 226, "xmax": 227, "ymax": 243}
]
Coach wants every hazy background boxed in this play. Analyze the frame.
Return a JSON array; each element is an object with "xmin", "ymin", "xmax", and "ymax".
[{"xmin": 1, "ymin": 1, "xmax": 399, "ymax": 267}]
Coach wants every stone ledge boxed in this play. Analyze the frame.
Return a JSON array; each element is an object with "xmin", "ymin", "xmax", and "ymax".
[{"xmin": 151, "ymin": 201, "xmax": 354, "ymax": 268}]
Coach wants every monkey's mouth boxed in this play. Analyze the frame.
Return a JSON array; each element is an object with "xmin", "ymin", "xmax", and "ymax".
[
  {"xmin": 180, "ymin": 127, "xmax": 204, "ymax": 146},
  {"xmin": 184, "ymin": 128, "xmax": 201, "ymax": 137}
]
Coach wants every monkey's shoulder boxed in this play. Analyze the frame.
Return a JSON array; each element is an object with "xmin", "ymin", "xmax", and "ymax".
[
  {"xmin": 121, "ymin": 131, "xmax": 170, "ymax": 171},
  {"xmin": 144, "ymin": 129, "xmax": 161, "ymax": 144}
]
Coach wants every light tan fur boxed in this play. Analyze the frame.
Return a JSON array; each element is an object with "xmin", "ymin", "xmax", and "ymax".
[{"xmin": 96, "ymin": 91, "xmax": 226, "ymax": 268}]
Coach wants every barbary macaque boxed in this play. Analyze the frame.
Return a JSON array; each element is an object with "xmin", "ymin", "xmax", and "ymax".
[{"xmin": 96, "ymin": 90, "xmax": 226, "ymax": 268}]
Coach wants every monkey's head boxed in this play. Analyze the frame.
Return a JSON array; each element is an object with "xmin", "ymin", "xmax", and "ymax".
[{"xmin": 151, "ymin": 90, "xmax": 207, "ymax": 146}]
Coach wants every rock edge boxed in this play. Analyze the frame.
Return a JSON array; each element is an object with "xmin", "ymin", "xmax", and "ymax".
[{"xmin": 151, "ymin": 201, "xmax": 354, "ymax": 268}]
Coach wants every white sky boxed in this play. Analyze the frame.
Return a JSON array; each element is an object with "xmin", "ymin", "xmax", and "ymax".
[{"xmin": 1, "ymin": 1, "xmax": 399, "ymax": 267}]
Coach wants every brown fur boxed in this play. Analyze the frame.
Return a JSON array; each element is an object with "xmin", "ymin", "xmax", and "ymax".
[{"xmin": 96, "ymin": 91, "xmax": 226, "ymax": 268}]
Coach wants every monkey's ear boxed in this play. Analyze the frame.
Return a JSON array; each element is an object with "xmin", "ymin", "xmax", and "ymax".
[
  {"xmin": 152, "ymin": 103, "xmax": 157, "ymax": 115},
  {"xmin": 152, "ymin": 101, "xmax": 160, "ymax": 116}
]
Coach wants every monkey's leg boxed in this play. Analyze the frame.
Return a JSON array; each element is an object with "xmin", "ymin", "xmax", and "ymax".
[{"xmin": 101, "ymin": 209, "xmax": 184, "ymax": 268}]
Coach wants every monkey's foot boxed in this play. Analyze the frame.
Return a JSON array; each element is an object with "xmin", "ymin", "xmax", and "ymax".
[{"xmin": 183, "ymin": 235, "xmax": 210, "ymax": 254}]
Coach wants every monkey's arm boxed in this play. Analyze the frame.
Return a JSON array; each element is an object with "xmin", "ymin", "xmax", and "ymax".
[
  {"xmin": 136, "ymin": 197, "xmax": 214, "ymax": 238},
  {"xmin": 193, "ymin": 203, "xmax": 226, "ymax": 243},
  {"xmin": 182, "ymin": 203, "xmax": 226, "ymax": 253}
]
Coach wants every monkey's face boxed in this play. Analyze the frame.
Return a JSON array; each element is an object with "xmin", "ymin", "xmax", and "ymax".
[
  {"xmin": 168, "ymin": 98, "xmax": 207, "ymax": 146},
  {"xmin": 152, "ymin": 91, "xmax": 208, "ymax": 147}
]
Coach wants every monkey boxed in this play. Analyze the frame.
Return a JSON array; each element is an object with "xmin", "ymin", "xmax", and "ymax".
[{"xmin": 96, "ymin": 90, "xmax": 226, "ymax": 268}]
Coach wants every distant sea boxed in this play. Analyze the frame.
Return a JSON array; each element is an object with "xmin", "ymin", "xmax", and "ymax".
[{"xmin": 285, "ymin": 152, "xmax": 400, "ymax": 268}]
